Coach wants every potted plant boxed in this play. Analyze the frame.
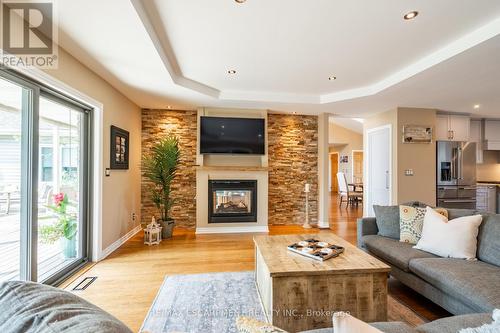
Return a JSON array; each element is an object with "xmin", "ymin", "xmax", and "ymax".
[
  {"xmin": 39, "ymin": 192, "xmax": 78, "ymax": 259},
  {"xmin": 142, "ymin": 135, "xmax": 180, "ymax": 239}
]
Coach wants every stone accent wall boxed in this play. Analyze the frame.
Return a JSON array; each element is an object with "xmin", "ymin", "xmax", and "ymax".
[
  {"xmin": 267, "ymin": 114, "xmax": 318, "ymax": 225},
  {"xmin": 141, "ymin": 109, "xmax": 197, "ymax": 228}
]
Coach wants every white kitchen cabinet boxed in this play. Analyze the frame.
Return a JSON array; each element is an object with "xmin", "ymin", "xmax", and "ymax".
[
  {"xmin": 436, "ymin": 115, "xmax": 450, "ymax": 141},
  {"xmin": 470, "ymin": 120, "xmax": 483, "ymax": 163},
  {"xmin": 435, "ymin": 114, "xmax": 470, "ymax": 141},
  {"xmin": 484, "ymin": 120, "xmax": 500, "ymax": 141}
]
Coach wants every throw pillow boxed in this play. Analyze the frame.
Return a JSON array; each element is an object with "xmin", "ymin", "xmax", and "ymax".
[
  {"xmin": 399, "ymin": 205, "xmax": 426, "ymax": 244},
  {"xmin": 414, "ymin": 207, "xmax": 483, "ymax": 259},
  {"xmin": 333, "ymin": 312, "xmax": 384, "ymax": 333},
  {"xmin": 373, "ymin": 205, "xmax": 400, "ymax": 239},
  {"xmin": 434, "ymin": 207, "xmax": 449, "ymax": 219},
  {"xmin": 236, "ymin": 317, "xmax": 288, "ymax": 333}
]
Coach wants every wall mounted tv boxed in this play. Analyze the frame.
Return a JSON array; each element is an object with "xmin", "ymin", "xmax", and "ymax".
[{"xmin": 200, "ymin": 116, "xmax": 265, "ymax": 155}]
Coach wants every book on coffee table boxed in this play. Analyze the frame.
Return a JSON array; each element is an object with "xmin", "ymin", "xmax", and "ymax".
[{"xmin": 287, "ymin": 238, "xmax": 344, "ymax": 261}]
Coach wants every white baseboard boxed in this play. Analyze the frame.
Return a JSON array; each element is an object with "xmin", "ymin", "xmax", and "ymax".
[
  {"xmin": 98, "ymin": 225, "xmax": 142, "ymax": 261},
  {"xmin": 196, "ymin": 226, "xmax": 269, "ymax": 234},
  {"xmin": 316, "ymin": 221, "xmax": 330, "ymax": 229}
]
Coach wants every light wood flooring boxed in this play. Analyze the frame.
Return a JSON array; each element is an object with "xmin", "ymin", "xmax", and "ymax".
[{"xmin": 63, "ymin": 194, "xmax": 449, "ymax": 332}]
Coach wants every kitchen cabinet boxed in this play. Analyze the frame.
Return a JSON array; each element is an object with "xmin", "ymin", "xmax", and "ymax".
[
  {"xmin": 436, "ymin": 115, "xmax": 470, "ymax": 141},
  {"xmin": 470, "ymin": 120, "xmax": 483, "ymax": 163},
  {"xmin": 477, "ymin": 184, "xmax": 497, "ymax": 213},
  {"xmin": 483, "ymin": 120, "xmax": 500, "ymax": 150}
]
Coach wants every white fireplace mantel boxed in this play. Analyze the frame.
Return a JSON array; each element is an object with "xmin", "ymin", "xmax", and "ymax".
[{"xmin": 195, "ymin": 168, "xmax": 269, "ymax": 234}]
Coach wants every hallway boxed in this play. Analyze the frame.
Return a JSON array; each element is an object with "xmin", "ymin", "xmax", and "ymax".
[{"xmin": 329, "ymin": 192, "xmax": 362, "ymax": 243}]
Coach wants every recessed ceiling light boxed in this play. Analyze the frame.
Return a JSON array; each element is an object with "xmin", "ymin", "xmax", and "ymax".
[
  {"xmin": 227, "ymin": 70, "xmax": 236, "ymax": 74},
  {"xmin": 403, "ymin": 11, "xmax": 419, "ymax": 20},
  {"xmin": 328, "ymin": 76, "xmax": 337, "ymax": 81},
  {"xmin": 235, "ymin": 0, "xmax": 246, "ymax": 3},
  {"xmin": 474, "ymin": 104, "xmax": 480, "ymax": 109},
  {"xmin": 167, "ymin": 105, "xmax": 172, "ymax": 109}
]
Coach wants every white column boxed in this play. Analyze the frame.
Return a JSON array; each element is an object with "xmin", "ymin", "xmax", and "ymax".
[{"xmin": 317, "ymin": 113, "xmax": 330, "ymax": 228}]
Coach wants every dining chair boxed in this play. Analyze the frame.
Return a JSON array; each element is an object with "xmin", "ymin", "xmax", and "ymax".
[{"xmin": 337, "ymin": 172, "xmax": 362, "ymax": 207}]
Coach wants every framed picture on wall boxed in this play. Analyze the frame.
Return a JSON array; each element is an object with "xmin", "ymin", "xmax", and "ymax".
[
  {"xmin": 402, "ymin": 125, "xmax": 433, "ymax": 143},
  {"xmin": 110, "ymin": 125, "xmax": 129, "ymax": 169}
]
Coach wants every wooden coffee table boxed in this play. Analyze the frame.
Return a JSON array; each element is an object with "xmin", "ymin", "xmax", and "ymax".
[{"xmin": 254, "ymin": 233, "xmax": 390, "ymax": 332}]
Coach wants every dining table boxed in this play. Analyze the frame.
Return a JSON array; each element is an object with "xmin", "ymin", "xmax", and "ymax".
[{"xmin": 349, "ymin": 183, "xmax": 364, "ymax": 193}]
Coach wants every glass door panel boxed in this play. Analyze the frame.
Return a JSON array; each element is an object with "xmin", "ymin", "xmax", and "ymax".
[
  {"xmin": 0, "ymin": 78, "xmax": 25, "ymax": 282},
  {"xmin": 37, "ymin": 96, "xmax": 85, "ymax": 282}
]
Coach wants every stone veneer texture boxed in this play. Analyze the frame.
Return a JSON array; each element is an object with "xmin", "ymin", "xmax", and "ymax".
[
  {"xmin": 267, "ymin": 114, "xmax": 318, "ymax": 225},
  {"xmin": 141, "ymin": 109, "xmax": 197, "ymax": 228}
]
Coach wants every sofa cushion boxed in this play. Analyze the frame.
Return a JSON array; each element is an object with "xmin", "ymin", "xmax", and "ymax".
[
  {"xmin": 373, "ymin": 205, "xmax": 400, "ymax": 239},
  {"xmin": 0, "ymin": 281, "xmax": 132, "ymax": 333},
  {"xmin": 446, "ymin": 208, "xmax": 478, "ymax": 220},
  {"xmin": 476, "ymin": 213, "xmax": 500, "ymax": 267},
  {"xmin": 416, "ymin": 313, "xmax": 492, "ymax": 333},
  {"xmin": 362, "ymin": 235, "xmax": 437, "ymax": 272},
  {"xmin": 409, "ymin": 258, "xmax": 500, "ymax": 313}
]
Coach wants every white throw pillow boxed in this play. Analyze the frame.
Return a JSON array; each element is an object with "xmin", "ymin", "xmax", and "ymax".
[
  {"xmin": 413, "ymin": 207, "xmax": 482, "ymax": 259},
  {"xmin": 333, "ymin": 312, "xmax": 383, "ymax": 333}
]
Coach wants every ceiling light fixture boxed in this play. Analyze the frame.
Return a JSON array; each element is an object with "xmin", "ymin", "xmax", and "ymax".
[
  {"xmin": 235, "ymin": 0, "xmax": 246, "ymax": 3},
  {"xmin": 403, "ymin": 11, "xmax": 419, "ymax": 20},
  {"xmin": 167, "ymin": 105, "xmax": 172, "ymax": 109},
  {"xmin": 227, "ymin": 70, "xmax": 236, "ymax": 74},
  {"xmin": 328, "ymin": 76, "xmax": 337, "ymax": 81},
  {"xmin": 474, "ymin": 104, "xmax": 480, "ymax": 109}
]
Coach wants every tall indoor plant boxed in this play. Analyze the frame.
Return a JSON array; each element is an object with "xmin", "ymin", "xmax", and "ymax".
[{"xmin": 142, "ymin": 135, "xmax": 180, "ymax": 238}]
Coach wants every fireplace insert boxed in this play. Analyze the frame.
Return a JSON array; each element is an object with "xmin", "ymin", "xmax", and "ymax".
[{"xmin": 208, "ymin": 180, "xmax": 257, "ymax": 223}]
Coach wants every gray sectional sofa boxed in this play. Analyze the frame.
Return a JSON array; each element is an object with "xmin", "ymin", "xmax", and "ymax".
[
  {"xmin": 357, "ymin": 207, "xmax": 500, "ymax": 316},
  {"xmin": 300, "ymin": 313, "xmax": 493, "ymax": 333}
]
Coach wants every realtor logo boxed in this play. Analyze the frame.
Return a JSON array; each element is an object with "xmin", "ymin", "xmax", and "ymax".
[{"xmin": 1, "ymin": 0, "xmax": 58, "ymax": 68}]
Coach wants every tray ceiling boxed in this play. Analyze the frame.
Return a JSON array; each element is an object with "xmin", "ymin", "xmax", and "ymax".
[{"xmin": 56, "ymin": 0, "xmax": 500, "ymax": 117}]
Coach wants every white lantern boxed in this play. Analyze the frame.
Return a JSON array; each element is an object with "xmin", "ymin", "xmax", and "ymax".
[{"xmin": 144, "ymin": 222, "xmax": 162, "ymax": 246}]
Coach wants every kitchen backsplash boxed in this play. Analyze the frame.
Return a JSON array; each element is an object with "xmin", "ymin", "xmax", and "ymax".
[{"xmin": 477, "ymin": 150, "xmax": 500, "ymax": 181}]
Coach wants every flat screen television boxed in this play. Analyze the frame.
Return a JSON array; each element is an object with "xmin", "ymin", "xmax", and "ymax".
[{"xmin": 200, "ymin": 116, "xmax": 265, "ymax": 155}]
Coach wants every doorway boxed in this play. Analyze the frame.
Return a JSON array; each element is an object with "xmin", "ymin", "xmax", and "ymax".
[
  {"xmin": 0, "ymin": 70, "xmax": 91, "ymax": 285},
  {"xmin": 365, "ymin": 125, "xmax": 392, "ymax": 216},
  {"xmin": 330, "ymin": 152, "xmax": 339, "ymax": 193},
  {"xmin": 352, "ymin": 150, "xmax": 364, "ymax": 184}
]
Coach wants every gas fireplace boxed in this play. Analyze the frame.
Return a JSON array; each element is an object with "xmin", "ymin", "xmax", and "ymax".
[{"xmin": 208, "ymin": 180, "xmax": 257, "ymax": 223}]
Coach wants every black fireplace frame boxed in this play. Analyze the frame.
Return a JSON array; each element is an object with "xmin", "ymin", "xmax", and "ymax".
[{"xmin": 208, "ymin": 180, "xmax": 258, "ymax": 223}]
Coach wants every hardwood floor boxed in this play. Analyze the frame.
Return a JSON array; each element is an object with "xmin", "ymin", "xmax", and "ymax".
[{"xmin": 63, "ymin": 193, "xmax": 448, "ymax": 332}]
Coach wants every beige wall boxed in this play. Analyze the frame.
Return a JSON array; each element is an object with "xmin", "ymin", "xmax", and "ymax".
[
  {"xmin": 477, "ymin": 151, "xmax": 500, "ymax": 181},
  {"xmin": 45, "ymin": 48, "xmax": 142, "ymax": 250},
  {"xmin": 397, "ymin": 108, "xmax": 436, "ymax": 206},
  {"xmin": 363, "ymin": 107, "xmax": 437, "ymax": 206},
  {"xmin": 329, "ymin": 123, "xmax": 363, "ymax": 185}
]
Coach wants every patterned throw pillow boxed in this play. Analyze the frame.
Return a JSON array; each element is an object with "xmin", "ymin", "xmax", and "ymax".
[
  {"xmin": 236, "ymin": 317, "xmax": 289, "ymax": 333},
  {"xmin": 399, "ymin": 205, "xmax": 426, "ymax": 244}
]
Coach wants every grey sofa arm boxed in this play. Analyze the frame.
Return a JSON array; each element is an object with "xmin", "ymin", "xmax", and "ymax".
[{"xmin": 357, "ymin": 217, "xmax": 378, "ymax": 249}]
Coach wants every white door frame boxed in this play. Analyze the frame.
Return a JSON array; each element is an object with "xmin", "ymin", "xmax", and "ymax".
[
  {"xmin": 351, "ymin": 149, "xmax": 364, "ymax": 183},
  {"xmin": 364, "ymin": 124, "xmax": 392, "ymax": 216}
]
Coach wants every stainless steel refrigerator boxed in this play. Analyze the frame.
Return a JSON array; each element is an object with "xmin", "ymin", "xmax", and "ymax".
[{"xmin": 437, "ymin": 141, "xmax": 477, "ymax": 209}]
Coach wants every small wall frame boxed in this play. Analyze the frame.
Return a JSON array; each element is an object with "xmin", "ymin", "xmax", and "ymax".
[
  {"xmin": 402, "ymin": 125, "xmax": 433, "ymax": 144},
  {"xmin": 110, "ymin": 125, "xmax": 129, "ymax": 169}
]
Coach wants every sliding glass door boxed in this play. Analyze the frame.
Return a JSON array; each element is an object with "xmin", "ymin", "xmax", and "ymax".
[
  {"xmin": 0, "ymin": 69, "xmax": 90, "ymax": 285},
  {"xmin": 37, "ymin": 95, "xmax": 88, "ymax": 282}
]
